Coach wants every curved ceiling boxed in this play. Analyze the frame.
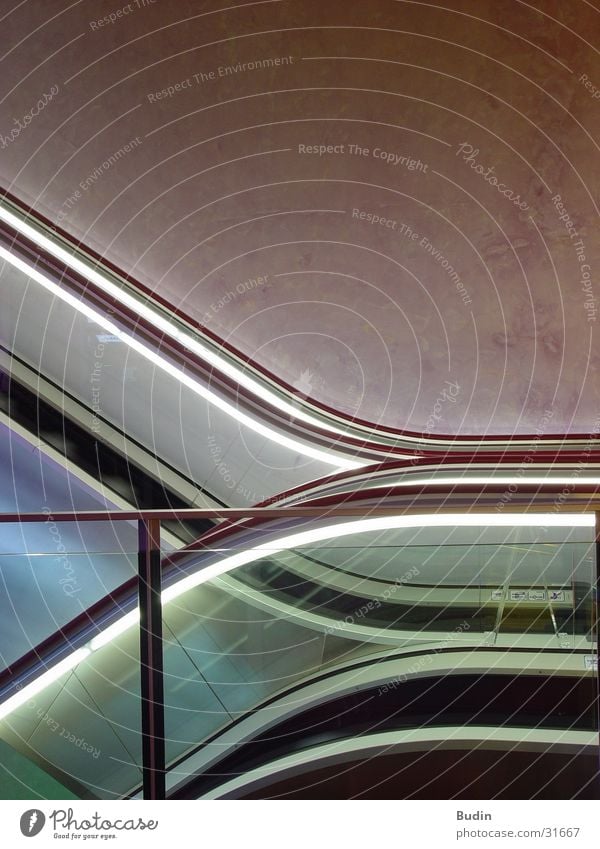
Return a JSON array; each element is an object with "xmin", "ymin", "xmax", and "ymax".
[{"xmin": 1, "ymin": 0, "xmax": 598, "ymax": 438}]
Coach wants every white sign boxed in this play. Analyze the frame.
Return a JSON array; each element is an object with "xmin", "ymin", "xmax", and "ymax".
[
  {"xmin": 510, "ymin": 590, "xmax": 527, "ymax": 601},
  {"xmin": 528, "ymin": 590, "xmax": 546, "ymax": 601}
]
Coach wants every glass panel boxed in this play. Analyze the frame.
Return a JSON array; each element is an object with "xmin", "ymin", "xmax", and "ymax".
[
  {"xmin": 0, "ymin": 520, "xmax": 141, "ymax": 798},
  {"xmin": 0, "ymin": 521, "xmax": 138, "ymax": 669}
]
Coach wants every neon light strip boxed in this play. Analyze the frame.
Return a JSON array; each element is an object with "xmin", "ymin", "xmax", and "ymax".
[
  {"xmin": 0, "ymin": 205, "xmax": 591, "ymax": 450},
  {"xmin": 160, "ymin": 512, "xmax": 595, "ymax": 603},
  {"xmin": 0, "ymin": 204, "xmax": 369, "ymax": 444},
  {"xmin": 0, "ymin": 512, "xmax": 593, "ymax": 720},
  {"xmin": 0, "ymin": 243, "xmax": 363, "ymax": 470},
  {"xmin": 0, "ymin": 648, "xmax": 90, "ymax": 720},
  {"xmin": 382, "ymin": 476, "xmax": 600, "ymax": 488}
]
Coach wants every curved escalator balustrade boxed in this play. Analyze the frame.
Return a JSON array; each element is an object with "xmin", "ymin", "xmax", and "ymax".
[
  {"xmin": 176, "ymin": 650, "xmax": 597, "ymax": 799},
  {"xmin": 0, "ymin": 486, "xmax": 595, "ymax": 799},
  {"xmin": 2, "ymin": 196, "xmax": 599, "ymax": 470}
]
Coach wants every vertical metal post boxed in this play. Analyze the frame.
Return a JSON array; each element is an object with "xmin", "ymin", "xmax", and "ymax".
[{"xmin": 138, "ymin": 517, "xmax": 165, "ymax": 800}]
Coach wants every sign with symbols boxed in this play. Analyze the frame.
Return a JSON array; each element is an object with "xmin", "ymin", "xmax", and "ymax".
[
  {"xmin": 490, "ymin": 588, "xmax": 568, "ymax": 603},
  {"xmin": 528, "ymin": 590, "xmax": 546, "ymax": 601}
]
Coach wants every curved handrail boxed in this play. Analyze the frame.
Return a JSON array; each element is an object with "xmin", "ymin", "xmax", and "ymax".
[
  {"xmin": 199, "ymin": 726, "xmax": 597, "ymax": 800},
  {"xmin": 162, "ymin": 643, "xmax": 596, "ymax": 797},
  {"xmin": 0, "ymin": 490, "xmax": 596, "ymax": 711}
]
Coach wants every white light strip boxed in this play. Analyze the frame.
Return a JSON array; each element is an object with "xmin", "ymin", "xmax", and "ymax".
[
  {"xmin": 0, "ymin": 647, "xmax": 91, "ymax": 721},
  {"xmin": 0, "ymin": 205, "xmax": 371, "ymax": 445},
  {"xmin": 4, "ymin": 206, "xmax": 579, "ymax": 452},
  {"xmin": 161, "ymin": 512, "xmax": 595, "ymax": 603},
  {"xmin": 0, "ymin": 206, "xmax": 590, "ymax": 452},
  {"xmin": 381, "ymin": 476, "xmax": 600, "ymax": 488},
  {"xmin": 89, "ymin": 610, "xmax": 139, "ymax": 652},
  {"xmin": 0, "ymin": 512, "xmax": 593, "ymax": 720},
  {"xmin": 0, "ymin": 244, "xmax": 362, "ymax": 470}
]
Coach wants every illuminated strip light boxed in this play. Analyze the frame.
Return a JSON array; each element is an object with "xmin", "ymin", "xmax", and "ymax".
[
  {"xmin": 0, "ymin": 512, "xmax": 593, "ymax": 720},
  {"xmin": 89, "ymin": 611, "xmax": 139, "ymax": 652},
  {"xmin": 379, "ymin": 476, "xmax": 600, "ymax": 488},
  {"xmin": 292, "ymin": 474, "xmax": 600, "ymax": 502},
  {"xmin": 0, "ymin": 244, "xmax": 362, "ymax": 470},
  {"xmin": 0, "ymin": 205, "xmax": 589, "ymax": 452},
  {"xmin": 0, "ymin": 204, "xmax": 370, "ymax": 446},
  {"xmin": 0, "ymin": 647, "xmax": 90, "ymax": 721},
  {"xmin": 2, "ymin": 206, "xmax": 575, "ymax": 451},
  {"xmin": 160, "ymin": 512, "xmax": 595, "ymax": 603}
]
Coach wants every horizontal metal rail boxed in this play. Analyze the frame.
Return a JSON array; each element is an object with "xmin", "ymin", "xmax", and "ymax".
[{"xmin": 1, "ymin": 501, "xmax": 600, "ymax": 524}]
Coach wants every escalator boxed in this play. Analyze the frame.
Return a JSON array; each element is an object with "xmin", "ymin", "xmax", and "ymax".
[
  {"xmin": 176, "ymin": 661, "xmax": 598, "ymax": 799},
  {"xmin": 1, "ymin": 192, "xmax": 596, "ymax": 474},
  {"xmin": 0, "ymin": 7, "xmax": 599, "ymax": 802},
  {"xmin": 0, "ymin": 497, "xmax": 596, "ymax": 799},
  {"xmin": 0, "ymin": 369, "xmax": 215, "ymax": 544},
  {"xmin": 0, "ymin": 199, "xmax": 598, "ymax": 800}
]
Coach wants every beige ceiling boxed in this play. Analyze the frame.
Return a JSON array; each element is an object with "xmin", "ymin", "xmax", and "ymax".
[{"xmin": 1, "ymin": 0, "xmax": 599, "ymax": 437}]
